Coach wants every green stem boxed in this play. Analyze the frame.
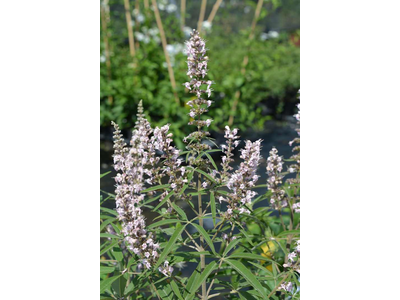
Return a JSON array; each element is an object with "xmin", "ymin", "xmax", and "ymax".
[{"xmin": 198, "ymin": 175, "xmax": 207, "ymax": 299}]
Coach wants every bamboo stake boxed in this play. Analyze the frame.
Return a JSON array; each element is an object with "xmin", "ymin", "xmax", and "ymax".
[
  {"xmin": 123, "ymin": 0, "xmax": 136, "ymax": 58},
  {"xmin": 207, "ymin": 0, "xmax": 223, "ymax": 24},
  {"xmin": 134, "ymin": 0, "xmax": 140, "ymax": 49},
  {"xmin": 144, "ymin": 0, "xmax": 149, "ymax": 9},
  {"xmin": 197, "ymin": 0, "xmax": 207, "ymax": 33},
  {"xmin": 228, "ymin": 0, "xmax": 263, "ymax": 126},
  {"xmin": 181, "ymin": 0, "xmax": 186, "ymax": 31},
  {"xmin": 100, "ymin": 0, "xmax": 113, "ymax": 105},
  {"xmin": 151, "ymin": 0, "xmax": 180, "ymax": 105}
]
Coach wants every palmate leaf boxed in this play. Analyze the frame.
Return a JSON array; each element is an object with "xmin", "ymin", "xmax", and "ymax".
[
  {"xmin": 155, "ymin": 223, "xmax": 186, "ymax": 268},
  {"xmin": 225, "ymin": 259, "xmax": 268, "ymax": 299}
]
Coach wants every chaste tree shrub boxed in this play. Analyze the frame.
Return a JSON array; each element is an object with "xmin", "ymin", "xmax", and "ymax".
[{"xmin": 100, "ymin": 30, "xmax": 300, "ymax": 300}]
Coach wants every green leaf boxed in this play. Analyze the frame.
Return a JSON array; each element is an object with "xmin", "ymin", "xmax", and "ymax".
[
  {"xmin": 143, "ymin": 194, "xmax": 162, "ymax": 205},
  {"xmin": 229, "ymin": 253, "xmax": 275, "ymax": 264},
  {"xmin": 100, "ymin": 171, "xmax": 111, "ymax": 178},
  {"xmin": 277, "ymin": 230, "xmax": 300, "ymax": 237},
  {"xmin": 100, "ymin": 266, "xmax": 115, "ymax": 274},
  {"xmin": 142, "ymin": 184, "xmax": 170, "ymax": 193},
  {"xmin": 204, "ymin": 152, "xmax": 218, "ymax": 170},
  {"xmin": 153, "ymin": 190, "xmax": 174, "ymax": 211},
  {"xmin": 191, "ymin": 223, "xmax": 217, "ymax": 255},
  {"xmin": 238, "ymin": 290, "xmax": 259, "ymax": 300},
  {"xmin": 210, "ymin": 192, "xmax": 217, "ymax": 226},
  {"xmin": 170, "ymin": 280, "xmax": 184, "ymax": 300},
  {"xmin": 194, "ymin": 168, "xmax": 217, "ymax": 183},
  {"xmin": 239, "ymin": 228, "xmax": 255, "ymax": 247},
  {"xmin": 171, "ymin": 203, "xmax": 188, "ymax": 220},
  {"xmin": 155, "ymin": 223, "xmax": 186, "ymax": 268},
  {"xmin": 100, "ymin": 207, "xmax": 118, "ymax": 217},
  {"xmin": 100, "ymin": 233, "xmax": 119, "ymax": 239},
  {"xmin": 223, "ymin": 238, "xmax": 241, "ymax": 256},
  {"xmin": 148, "ymin": 219, "xmax": 182, "ymax": 229},
  {"xmin": 184, "ymin": 263, "xmax": 201, "ymax": 297},
  {"xmin": 248, "ymin": 261, "xmax": 274, "ymax": 277},
  {"xmin": 205, "ymin": 149, "xmax": 222, "ymax": 153},
  {"xmin": 100, "ymin": 274, "xmax": 123, "ymax": 294},
  {"xmin": 124, "ymin": 282, "xmax": 134, "ymax": 296},
  {"xmin": 100, "ymin": 240, "xmax": 119, "ymax": 256},
  {"xmin": 225, "ymin": 259, "xmax": 267, "ymax": 298},
  {"xmin": 187, "ymin": 261, "xmax": 217, "ymax": 297},
  {"xmin": 100, "ymin": 218, "xmax": 115, "ymax": 232}
]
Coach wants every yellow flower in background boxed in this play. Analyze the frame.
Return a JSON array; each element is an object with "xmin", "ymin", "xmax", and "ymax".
[{"xmin": 260, "ymin": 241, "xmax": 278, "ymax": 272}]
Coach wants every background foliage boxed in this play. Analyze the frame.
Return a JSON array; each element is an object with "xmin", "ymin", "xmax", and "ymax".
[{"xmin": 100, "ymin": 0, "xmax": 300, "ymax": 146}]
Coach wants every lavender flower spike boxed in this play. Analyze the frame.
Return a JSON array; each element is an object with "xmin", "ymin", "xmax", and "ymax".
[
  {"xmin": 111, "ymin": 103, "xmax": 162, "ymax": 271},
  {"xmin": 266, "ymin": 147, "xmax": 287, "ymax": 209},
  {"xmin": 183, "ymin": 29, "xmax": 214, "ymax": 154},
  {"xmin": 224, "ymin": 139, "xmax": 263, "ymax": 221}
]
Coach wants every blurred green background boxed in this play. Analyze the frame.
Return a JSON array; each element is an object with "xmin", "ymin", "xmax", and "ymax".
[{"xmin": 100, "ymin": 0, "xmax": 300, "ymax": 148}]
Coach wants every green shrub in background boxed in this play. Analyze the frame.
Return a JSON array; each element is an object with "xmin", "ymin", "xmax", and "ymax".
[{"xmin": 100, "ymin": 0, "xmax": 300, "ymax": 148}]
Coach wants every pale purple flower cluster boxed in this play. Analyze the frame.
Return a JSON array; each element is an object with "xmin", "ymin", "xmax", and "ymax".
[
  {"xmin": 220, "ymin": 126, "xmax": 241, "ymax": 180},
  {"xmin": 279, "ymin": 240, "xmax": 300, "ymax": 293},
  {"xmin": 112, "ymin": 118, "xmax": 161, "ymax": 270},
  {"xmin": 283, "ymin": 240, "xmax": 300, "ymax": 272},
  {"xmin": 111, "ymin": 103, "xmax": 173, "ymax": 275},
  {"xmin": 222, "ymin": 233, "xmax": 237, "ymax": 244},
  {"xmin": 266, "ymin": 147, "xmax": 287, "ymax": 209},
  {"xmin": 288, "ymin": 92, "xmax": 300, "ymax": 175},
  {"xmin": 278, "ymin": 282, "xmax": 294, "ymax": 293},
  {"xmin": 152, "ymin": 124, "xmax": 191, "ymax": 211},
  {"xmin": 221, "ymin": 140, "xmax": 262, "ymax": 220},
  {"xmin": 183, "ymin": 30, "xmax": 214, "ymax": 154},
  {"xmin": 158, "ymin": 260, "xmax": 174, "ymax": 277}
]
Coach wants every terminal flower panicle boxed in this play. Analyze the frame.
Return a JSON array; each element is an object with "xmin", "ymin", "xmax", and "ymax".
[
  {"xmin": 223, "ymin": 140, "xmax": 262, "ymax": 221},
  {"xmin": 183, "ymin": 29, "xmax": 214, "ymax": 155},
  {"xmin": 266, "ymin": 147, "xmax": 287, "ymax": 209}
]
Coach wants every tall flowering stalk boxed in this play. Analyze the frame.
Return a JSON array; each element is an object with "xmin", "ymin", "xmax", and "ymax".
[
  {"xmin": 222, "ymin": 139, "xmax": 262, "ymax": 220},
  {"xmin": 266, "ymin": 147, "xmax": 287, "ymax": 209},
  {"xmin": 152, "ymin": 124, "xmax": 192, "ymax": 213},
  {"xmin": 111, "ymin": 102, "xmax": 168, "ymax": 274},
  {"xmin": 220, "ymin": 126, "xmax": 241, "ymax": 181},
  {"xmin": 184, "ymin": 29, "xmax": 214, "ymax": 163}
]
